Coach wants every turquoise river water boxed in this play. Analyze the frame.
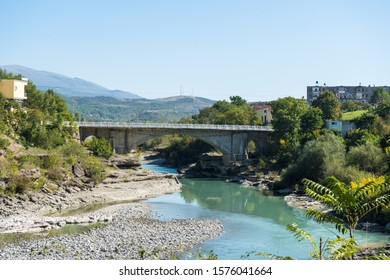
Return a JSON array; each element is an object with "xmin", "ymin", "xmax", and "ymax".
[{"xmin": 142, "ymin": 163, "xmax": 390, "ymax": 260}]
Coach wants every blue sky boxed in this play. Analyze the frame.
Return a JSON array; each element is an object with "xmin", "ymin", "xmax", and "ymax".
[{"xmin": 1, "ymin": 0, "xmax": 389, "ymax": 101}]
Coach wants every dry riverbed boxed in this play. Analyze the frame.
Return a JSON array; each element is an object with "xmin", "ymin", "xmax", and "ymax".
[{"xmin": 0, "ymin": 168, "xmax": 223, "ymax": 259}]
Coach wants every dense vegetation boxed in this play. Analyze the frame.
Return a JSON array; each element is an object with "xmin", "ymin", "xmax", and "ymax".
[{"xmin": 0, "ymin": 69, "xmax": 107, "ymax": 196}]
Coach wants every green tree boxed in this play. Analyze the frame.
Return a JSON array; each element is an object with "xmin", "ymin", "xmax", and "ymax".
[
  {"xmin": 229, "ymin": 95, "xmax": 247, "ymax": 107},
  {"xmin": 370, "ymin": 87, "xmax": 390, "ymax": 105},
  {"xmin": 303, "ymin": 176, "xmax": 390, "ymax": 238},
  {"xmin": 341, "ymin": 100, "xmax": 366, "ymax": 112},
  {"xmin": 312, "ymin": 91, "xmax": 342, "ymax": 121},
  {"xmin": 193, "ymin": 96, "xmax": 260, "ymax": 125},
  {"xmin": 281, "ymin": 133, "xmax": 346, "ymax": 185},
  {"xmin": 299, "ymin": 107, "xmax": 323, "ymax": 143},
  {"xmin": 346, "ymin": 142, "xmax": 387, "ymax": 174},
  {"xmin": 84, "ymin": 137, "xmax": 113, "ymax": 158},
  {"xmin": 269, "ymin": 97, "xmax": 309, "ymax": 165}
]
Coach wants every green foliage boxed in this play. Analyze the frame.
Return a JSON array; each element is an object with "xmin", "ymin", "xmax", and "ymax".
[
  {"xmin": 84, "ymin": 137, "xmax": 113, "ymax": 158},
  {"xmin": 326, "ymin": 237, "xmax": 358, "ymax": 260},
  {"xmin": 282, "ymin": 133, "xmax": 346, "ymax": 186},
  {"xmin": 258, "ymin": 223, "xmax": 358, "ymax": 260},
  {"xmin": 80, "ymin": 156, "xmax": 106, "ymax": 184},
  {"xmin": 312, "ymin": 91, "xmax": 342, "ymax": 121},
  {"xmin": 300, "ymin": 107, "xmax": 323, "ymax": 134},
  {"xmin": 303, "ymin": 176, "xmax": 390, "ymax": 238},
  {"xmin": 286, "ymin": 223, "xmax": 324, "ymax": 259},
  {"xmin": 0, "ymin": 137, "xmax": 10, "ymax": 150},
  {"xmin": 269, "ymin": 97, "xmax": 310, "ymax": 166},
  {"xmin": 163, "ymin": 136, "xmax": 214, "ymax": 167},
  {"xmin": 0, "ymin": 69, "xmax": 22, "ymax": 80},
  {"xmin": 192, "ymin": 96, "xmax": 260, "ymax": 125},
  {"xmin": 42, "ymin": 153, "xmax": 62, "ymax": 169},
  {"xmin": 370, "ymin": 87, "xmax": 390, "ymax": 105},
  {"xmin": 7, "ymin": 174, "xmax": 34, "ymax": 194},
  {"xmin": 196, "ymin": 250, "xmax": 218, "ymax": 260},
  {"xmin": 341, "ymin": 100, "xmax": 368, "ymax": 112},
  {"xmin": 344, "ymin": 129, "xmax": 380, "ymax": 149},
  {"xmin": 18, "ymin": 155, "xmax": 41, "ymax": 169},
  {"xmin": 0, "ymin": 69, "xmax": 76, "ymax": 150},
  {"xmin": 346, "ymin": 142, "xmax": 387, "ymax": 174}
]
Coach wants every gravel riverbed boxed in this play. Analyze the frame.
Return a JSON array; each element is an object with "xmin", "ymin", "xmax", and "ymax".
[
  {"xmin": 0, "ymin": 202, "xmax": 223, "ymax": 260},
  {"xmin": 0, "ymin": 168, "xmax": 224, "ymax": 260}
]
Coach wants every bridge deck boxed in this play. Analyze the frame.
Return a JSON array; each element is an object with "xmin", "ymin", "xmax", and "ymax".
[{"xmin": 76, "ymin": 122, "xmax": 273, "ymax": 131}]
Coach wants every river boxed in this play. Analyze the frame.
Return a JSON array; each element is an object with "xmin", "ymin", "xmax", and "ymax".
[{"xmin": 142, "ymin": 164, "xmax": 390, "ymax": 260}]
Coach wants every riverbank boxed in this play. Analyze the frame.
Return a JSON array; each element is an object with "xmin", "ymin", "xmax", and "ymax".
[
  {"xmin": 0, "ymin": 200, "xmax": 223, "ymax": 260},
  {"xmin": 0, "ymin": 168, "xmax": 181, "ymax": 234},
  {"xmin": 0, "ymin": 166, "xmax": 223, "ymax": 259}
]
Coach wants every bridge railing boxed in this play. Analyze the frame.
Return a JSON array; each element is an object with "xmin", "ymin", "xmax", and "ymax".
[{"xmin": 75, "ymin": 122, "xmax": 273, "ymax": 131}]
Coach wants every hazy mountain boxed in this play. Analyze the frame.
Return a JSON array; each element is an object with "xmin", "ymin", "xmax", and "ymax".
[
  {"xmin": 2, "ymin": 65, "xmax": 216, "ymax": 122},
  {"xmin": 66, "ymin": 95, "xmax": 216, "ymax": 122},
  {"xmin": 1, "ymin": 65, "xmax": 141, "ymax": 99}
]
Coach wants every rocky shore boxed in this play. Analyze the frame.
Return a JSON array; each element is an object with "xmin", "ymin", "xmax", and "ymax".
[
  {"xmin": 0, "ymin": 158, "xmax": 224, "ymax": 260},
  {"xmin": 0, "ymin": 202, "xmax": 223, "ymax": 260}
]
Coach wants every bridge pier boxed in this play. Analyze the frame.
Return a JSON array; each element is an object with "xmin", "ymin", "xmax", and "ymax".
[{"xmin": 78, "ymin": 123, "xmax": 272, "ymax": 166}]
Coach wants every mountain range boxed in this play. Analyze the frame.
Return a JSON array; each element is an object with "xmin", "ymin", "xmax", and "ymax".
[
  {"xmin": 1, "ymin": 65, "xmax": 141, "ymax": 99},
  {"xmin": 1, "ymin": 65, "xmax": 216, "ymax": 122}
]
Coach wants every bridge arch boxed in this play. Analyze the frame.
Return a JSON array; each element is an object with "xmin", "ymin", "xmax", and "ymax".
[{"xmin": 77, "ymin": 122, "xmax": 272, "ymax": 164}]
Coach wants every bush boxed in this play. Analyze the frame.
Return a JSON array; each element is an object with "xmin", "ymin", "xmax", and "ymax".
[
  {"xmin": 84, "ymin": 138, "xmax": 113, "ymax": 159},
  {"xmin": 282, "ymin": 133, "xmax": 346, "ymax": 185},
  {"xmin": 346, "ymin": 142, "xmax": 387, "ymax": 174},
  {"xmin": 42, "ymin": 153, "xmax": 62, "ymax": 169},
  {"xmin": 18, "ymin": 155, "xmax": 41, "ymax": 169},
  {"xmin": 0, "ymin": 137, "xmax": 10, "ymax": 150},
  {"xmin": 46, "ymin": 167, "xmax": 64, "ymax": 181},
  {"xmin": 80, "ymin": 156, "xmax": 106, "ymax": 184},
  {"xmin": 7, "ymin": 174, "xmax": 33, "ymax": 194}
]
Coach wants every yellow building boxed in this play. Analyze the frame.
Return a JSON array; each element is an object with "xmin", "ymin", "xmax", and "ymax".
[{"xmin": 0, "ymin": 78, "xmax": 28, "ymax": 106}]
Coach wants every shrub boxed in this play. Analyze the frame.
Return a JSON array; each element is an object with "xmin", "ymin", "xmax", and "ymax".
[
  {"xmin": 84, "ymin": 138, "xmax": 113, "ymax": 159},
  {"xmin": 282, "ymin": 133, "xmax": 346, "ymax": 185},
  {"xmin": 18, "ymin": 155, "xmax": 41, "ymax": 169},
  {"xmin": 46, "ymin": 167, "xmax": 64, "ymax": 181},
  {"xmin": 42, "ymin": 153, "xmax": 62, "ymax": 169},
  {"xmin": 0, "ymin": 137, "xmax": 10, "ymax": 150},
  {"xmin": 7, "ymin": 174, "xmax": 33, "ymax": 194},
  {"xmin": 80, "ymin": 156, "xmax": 106, "ymax": 184},
  {"xmin": 346, "ymin": 142, "xmax": 387, "ymax": 174}
]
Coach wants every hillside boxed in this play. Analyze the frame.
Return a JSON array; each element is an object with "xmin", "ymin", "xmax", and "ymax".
[
  {"xmin": 66, "ymin": 95, "xmax": 216, "ymax": 122},
  {"xmin": 1, "ymin": 65, "xmax": 141, "ymax": 99}
]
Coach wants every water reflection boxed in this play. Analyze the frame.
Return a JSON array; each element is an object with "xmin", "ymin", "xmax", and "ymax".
[
  {"xmin": 180, "ymin": 179, "xmax": 303, "ymax": 226},
  {"xmin": 147, "ymin": 178, "xmax": 390, "ymax": 259}
]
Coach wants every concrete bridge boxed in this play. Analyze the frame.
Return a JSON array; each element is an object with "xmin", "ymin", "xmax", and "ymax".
[{"xmin": 77, "ymin": 122, "xmax": 273, "ymax": 163}]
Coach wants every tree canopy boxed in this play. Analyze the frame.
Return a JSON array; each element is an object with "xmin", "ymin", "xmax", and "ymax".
[
  {"xmin": 191, "ymin": 96, "xmax": 261, "ymax": 125},
  {"xmin": 312, "ymin": 91, "xmax": 342, "ymax": 121}
]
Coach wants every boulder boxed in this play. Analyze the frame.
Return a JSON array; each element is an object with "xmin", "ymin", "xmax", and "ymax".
[
  {"xmin": 0, "ymin": 181, "xmax": 7, "ymax": 191},
  {"xmin": 108, "ymin": 155, "xmax": 141, "ymax": 169},
  {"xmin": 72, "ymin": 162, "xmax": 85, "ymax": 178},
  {"xmin": 20, "ymin": 168, "xmax": 41, "ymax": 180}
]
